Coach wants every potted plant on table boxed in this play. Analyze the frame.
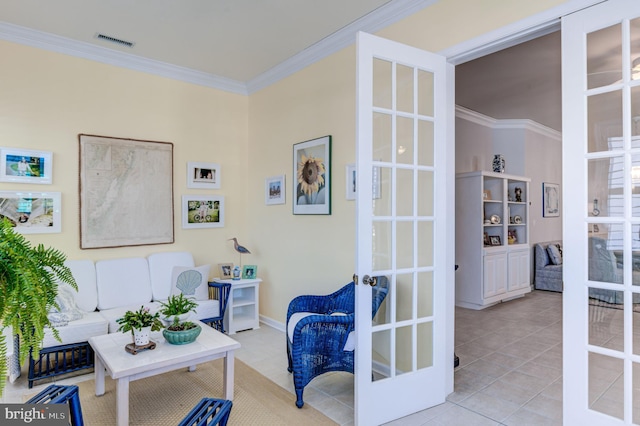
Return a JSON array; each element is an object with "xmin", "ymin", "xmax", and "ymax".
[
  {"xmin": 116, "ymin": 306, "xmax": 164, "ymax": 346},
  {"xmin": 160, "ymin": 294, "xmax": 202, "ymax": 345},
  {"xmin": 159, "ymin": 293, "xmax": 198, "ymax": 325},
  {"xmin": 0, "ymin": 218, "xmax": 77, "ymax": 397}
]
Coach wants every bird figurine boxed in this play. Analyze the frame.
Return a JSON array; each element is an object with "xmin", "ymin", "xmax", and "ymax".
[{"xmin": 228, "ymin": 238, "xmax": 251, "ymax": 266}]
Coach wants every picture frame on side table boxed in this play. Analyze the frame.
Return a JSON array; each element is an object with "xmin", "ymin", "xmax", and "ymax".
[
  {"xmin": 0, "ymin": 148, "xmax": 52, "ymax": 184},
  {"xmin": 542, "ymin": 182, "xmax": 560, "ymax": 217},
  {"xmin": 265, "ymin": 175, "xmax": 285, "ymax": 205},
  {"xmin": 242, "ymin": 265, "xmax": 257, "ymax": 280},
  {"xmin": 218, "ymin": 263, "xmax": 233, "ymax": 279},
  {"xmin": 182, "ymin": 195, "xmax": 224, "ymax": 229},
  {"xmin": 187, "ymin": 162, "xmax": 221, "ymax": 189},
  {"xmin": 0, "ymin": 191, "xmax": 61, "ymax": 233},
  {"xmin": 293, "ymin": 135, "xmax": 331, "ymax": 215}
]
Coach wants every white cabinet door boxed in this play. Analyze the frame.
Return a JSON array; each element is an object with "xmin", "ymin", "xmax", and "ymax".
[
  {"xmin": 508, "ymin": 249, "xmax": 530, "ymax": 292},
  {"xmin": 483, "ymin": 251, "xmax": 507, "ymax": 298}
]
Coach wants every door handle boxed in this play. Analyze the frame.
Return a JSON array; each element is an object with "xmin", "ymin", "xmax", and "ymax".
[{"xmin": 353, "ymin": 274, "xmax": 377, "ymax": 286}]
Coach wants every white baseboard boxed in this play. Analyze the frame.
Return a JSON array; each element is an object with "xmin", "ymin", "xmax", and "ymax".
[{"xmin": 259, "ymin": 315, "xmax": 285, "ymax": 333}]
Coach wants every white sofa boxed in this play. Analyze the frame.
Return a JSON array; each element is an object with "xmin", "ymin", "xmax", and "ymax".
[{"xmin": 28, "ymin": 251, "xmax": 226, "ymax": 388}]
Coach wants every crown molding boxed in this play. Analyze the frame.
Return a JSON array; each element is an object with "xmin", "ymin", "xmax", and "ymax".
[
  {"xmin": 0, "ymin": 21, "xmax": 248, "ymax": 95},
  {"xmin": 245, "ymin": 0, "xmax": 438, "ymax": 94},
  {"xmin": 456, "ymin": 105, "xmax": 561, "ymax": 140},
  {"xmin": 0, "ymin": 1, "xmax": 437, "ymax": 96}
]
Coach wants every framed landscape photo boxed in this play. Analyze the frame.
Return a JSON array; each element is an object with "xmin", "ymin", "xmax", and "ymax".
[
  {"xmin": 0, "ymin": 191, "xmax": 61, "ymax": 233},
  {"xmin": 242, "ymin": 265, "xmax": 257, "ymax": 279},
  {"xmin": 543, "ymin": 182, "xmax": 560, "ymax": 217},
  {"xmin": 293, "ymin": 135, "xmax": 331, "ymax": 215},
  {"xmin": 0, "ymin": 147, "xmax": 52, "ymax": 184},
  {"xmin": 182, "ymin": 195, "xmax": 224, "ymax": 229},
  {"xmin": 265, "ymin": 175, "xmax": 285, "ymax": 205},
  {"xmin": 187, "ymin": 162, "xmax": 221, "ymax": 189},
  {"xmin": 218, "ymin": 263, "xmax": 233, "ymax": 279}
]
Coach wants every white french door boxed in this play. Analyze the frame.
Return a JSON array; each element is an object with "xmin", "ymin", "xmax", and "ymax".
[
  {"xmin": 355, "ymin": 32, "xmax": 454, "ymax": 425},
  {"xmin": 563, "ymin": 0, "xmax": 640, "ymax": 424}
]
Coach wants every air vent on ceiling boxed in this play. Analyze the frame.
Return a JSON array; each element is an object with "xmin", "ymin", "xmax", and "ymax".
[{"xmin": 94, "ymin": 33, "xmax": 135, "ymax": 48}]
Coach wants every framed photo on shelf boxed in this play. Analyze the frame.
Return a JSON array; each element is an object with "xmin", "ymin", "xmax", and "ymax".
[
  {"xmin": 482, "ymin": 189, "xmax": 491, "ymax": 200},
  {"xmin": 265, "ymin": 175, "xmax": 285, "ymax": 205},
  {"xmin": 218, "ymin": 263, "xmax": 233, "ymax": 279},
  {"xmin": 187, "ymin": 162, "xmax": 221, "ymax": 189},
  {"xmin": 542, "ymin": 182, "xmax": 560, "ymax": 217},
  {"xmin": 489, "ymin": 235, "xmax": 501, "ymax": 246},
  {"xmin": 182, "ymin": 195, "xmax": 224, "ymax": 229},
  {"xmin": 0, "ymin": 191, "xmax": 61, "ymax": 233},
  {"xmin": 242, "ymin": 264, "xmax": 258, "ymax": 279},
  {"xmin": 0, "ymin": 147, "xmax": 52, "ymax": 184},
  {"xmin": 293, "ymin": 135, "xmax": 331, "ymax": 215}
]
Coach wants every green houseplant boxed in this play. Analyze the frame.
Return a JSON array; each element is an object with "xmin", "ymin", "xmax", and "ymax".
[
  {"xmin": 116, "ymin": 306, "xmax": 163, "ymax": 334},
  {"xmin": 160, "ymin": 294, "xmax": 201, "ymax": 345},
  {"xmin": 0, "ymin": 218, "xmax": 77, "ymax": 396},
  {"xmin": 159, "ymin": 293, "xmax": 198, "ymax": 325}
]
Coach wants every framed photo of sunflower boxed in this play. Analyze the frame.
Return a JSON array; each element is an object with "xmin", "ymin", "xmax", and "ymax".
[{"xmin": 293, "ymin": 135, "xmax": 331, "ymax": 215}]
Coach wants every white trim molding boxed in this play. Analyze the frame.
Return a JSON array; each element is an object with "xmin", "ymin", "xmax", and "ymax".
[{"xmin": 456, "ymin": 105, "xmax": 561, "ymax": 140}]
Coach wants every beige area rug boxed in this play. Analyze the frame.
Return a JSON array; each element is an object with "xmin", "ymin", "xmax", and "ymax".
[{"xmin": 54, "ymin": 359, "xmax": 337, "ymax": 426}]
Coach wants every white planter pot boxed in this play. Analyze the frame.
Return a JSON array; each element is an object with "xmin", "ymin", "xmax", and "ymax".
[{"xmin": 133, "ymin": 326, "xmax": 152, "ymax": 346}]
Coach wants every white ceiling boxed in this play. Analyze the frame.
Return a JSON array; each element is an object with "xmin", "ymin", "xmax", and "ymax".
[{"xmin": 0, "ymin": 0, "xmax": 437, "ymax": 94}]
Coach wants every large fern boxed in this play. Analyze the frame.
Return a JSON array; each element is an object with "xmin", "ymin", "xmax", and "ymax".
[{"xmin": 0, "ymin": 218, "xmax": 76, "ymax": 397}]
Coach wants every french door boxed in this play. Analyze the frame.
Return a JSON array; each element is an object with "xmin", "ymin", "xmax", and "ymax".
[
  {"xmin": 354, "ymin": 32, "xmax": 454, "ymax": 425},
  {"xmin": 563, "ymin": 0, "xmax": 640, "ymax": 423}
]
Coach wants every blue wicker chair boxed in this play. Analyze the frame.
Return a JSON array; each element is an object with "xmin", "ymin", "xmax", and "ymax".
[
  {"xmin": 26, "ymin": 384, "xmax": 84, "ymax": 426},
  {"xmin": 286, "ymin": 276, "xmax": 388, "ymax": 408}
]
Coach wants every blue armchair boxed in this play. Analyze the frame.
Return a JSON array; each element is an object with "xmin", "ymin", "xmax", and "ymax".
[{"xmin": 286, "ymin": 276, "xmax": 388, "ymax": 408}]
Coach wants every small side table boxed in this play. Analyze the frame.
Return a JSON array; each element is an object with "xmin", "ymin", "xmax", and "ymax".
[{"xmin": 212, "ymin": 278, "xmax": 262, "ymax": 335}]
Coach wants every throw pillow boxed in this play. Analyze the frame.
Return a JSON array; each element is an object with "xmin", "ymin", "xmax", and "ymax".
[
  {"xmin": 547, "ymin": 244, "xmax": 563, "ymax": 265},
  {"xmin": 47, "ymin": 285, "xmax": 85, "ymax": 327},
  {"xmin": 170, "ymin": 265, "xmax": 211, "ymax": 301}
]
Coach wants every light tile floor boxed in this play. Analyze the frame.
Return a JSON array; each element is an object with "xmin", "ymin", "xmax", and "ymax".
[{"xmin": 3, "ymin": 290, "xmax": 567, "ymax": 425}]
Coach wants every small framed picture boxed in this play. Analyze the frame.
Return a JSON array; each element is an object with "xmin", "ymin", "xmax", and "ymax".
[
  {"xmin": 0, "ymin": 148, "xmax": 53, "ymax": 184},
  {"xmin": 265, "ymin": 175, "xmax": 285, "ymax": 205},
  {"xmin": 0, "ymin": 191, "xmax": 61, "ymax": 233},
  {"xmin": 346, "ymin": 163, "xmax": 381, "ymax": 201},
  {"xmin": 187, "ymin": 162, "xmax": 221, "ymax": 189},
  {"xmin": 482, "ymin": 189, "xmax": 491, "ymax": 200},
  {"xmin": 218, "ymin": 263, "xmax": 234, "ymax": 279},
  {"xmin": 242, "ymin": 265, "xmax": 258, "ymax": 279},
  {"xmin": 489, "ymin": 235, "xmax": 501, "ymax": 246},
  {"xmin": 182, "ymin": 195, "xmax": 224, "ymax": 229}
]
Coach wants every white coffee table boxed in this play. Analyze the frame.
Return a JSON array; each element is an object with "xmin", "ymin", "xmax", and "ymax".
[{"xmin": 88, "ymin": 322, "xmax": 241, "ymax": 426}]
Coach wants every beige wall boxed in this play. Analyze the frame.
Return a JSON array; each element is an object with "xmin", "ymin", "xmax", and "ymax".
[
  {"xmin": 1, "ymin": 0, "xmax": 571, "ymax": 326},
  {"xmin": 0, "ymin": 40, "xmax": 249, "ymax": 269},
  {"xmin": 248, "ymin": 0, "xmax": 570, "ymax": 324}
]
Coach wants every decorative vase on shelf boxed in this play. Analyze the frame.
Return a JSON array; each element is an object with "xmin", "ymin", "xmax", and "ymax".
[
  {"xmin": 492, "ymin": 154, "xmax": 505, "ymax": 173},
  {"xmin": 133, "ymin": 326, "xmax": 152, "ymax": 346}
]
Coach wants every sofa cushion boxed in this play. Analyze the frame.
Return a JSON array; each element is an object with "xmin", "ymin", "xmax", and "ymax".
[
  {"xmin": 170, "ymin": 265, "xmax": 210, "ymax": 301},
  {"xmin": 42, "ymin": 312, "xmax": 108, "ymax": 348},
  {"xmin": 192, "ymin": 299, "xmax": 221, "ymax": 322},
  {"xmin": 148, "ymin": 252, "xmax": 195, "ymax": 301},
  {"xmin": 547, "ymin": 244, "xmax": 563, "ymax": 265},
  {"xmin": 63, "ymin": 259, "xmax": 98, "ymax": 312},
  {"xmin": 96, "ymin": 258, "xmax": 153, "ymax": 310}
]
